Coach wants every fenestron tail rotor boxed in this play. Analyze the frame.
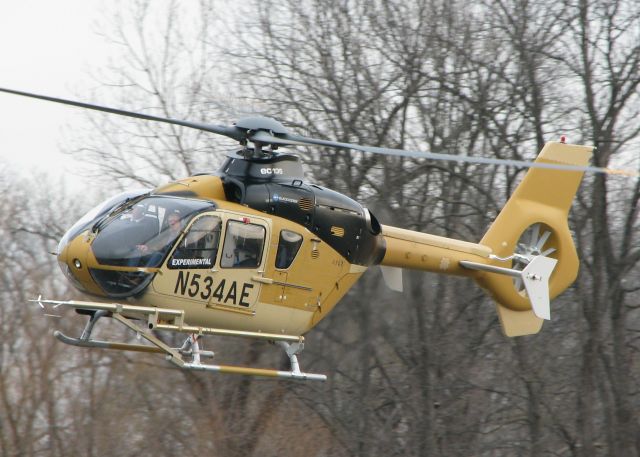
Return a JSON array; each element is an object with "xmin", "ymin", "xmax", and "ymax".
[
  {"xmin": 0, "ymin": 86, "xmax": 637, "ymax": 177},
  {"xmin": 512, "ymin": 223, "xmax": 557, "ymax": 294}
]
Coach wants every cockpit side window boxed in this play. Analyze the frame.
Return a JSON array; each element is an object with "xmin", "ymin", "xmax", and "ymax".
[
  {"xmin": 275, "ymin": 230, "xmax": 303, "ymax": 269},
  {"xmin": 220, "ymin": 221, "xmax": 266, "ymax": 269},
  {"xmin": 168, "ymin": 215, "xmax": 222, "ymax": 269}
]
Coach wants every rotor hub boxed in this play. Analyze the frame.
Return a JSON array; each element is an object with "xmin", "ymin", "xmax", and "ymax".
[{"xmin": 235, "ymin": 116, "xmax": 288, "ymax": 135}]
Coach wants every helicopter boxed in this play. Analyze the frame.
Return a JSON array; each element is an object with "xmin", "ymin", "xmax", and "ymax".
[{"xmin": 1, "ymin": 87, "xmax": 636, "ymax": 381}]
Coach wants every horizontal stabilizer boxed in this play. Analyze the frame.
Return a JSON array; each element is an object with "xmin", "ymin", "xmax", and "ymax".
[{"xmin": 460, "ymin": 254, "xmax": 558, "ymax": 320}]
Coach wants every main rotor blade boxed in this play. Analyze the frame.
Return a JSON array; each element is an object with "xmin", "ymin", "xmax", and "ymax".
[
  {"xmin": 2, "ymin": 86, "xmax": 637, "ymax": 177},
  {"xmin": 279, "ymin": 133, "xmax": 638, "ymax": 177},
  {"xmin": 0, "ymin": 87, "xmax": 243, "ymax": 141}
]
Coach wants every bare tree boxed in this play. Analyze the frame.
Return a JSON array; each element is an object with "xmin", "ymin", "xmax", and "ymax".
[
  {"xmin": 228, "ymin": 1, "xmax": 640, "ymax": 456},
  {"xmin": 67, "ymin": 0, "xmax": 235, "ymax": 189}
]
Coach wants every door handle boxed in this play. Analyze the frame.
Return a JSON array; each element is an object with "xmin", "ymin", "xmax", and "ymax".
[
  {"xmin": 251, "ymin": 275, "xmax": 273, "ymax": 285},
  {"xmin": 251, "ymin": 276, "xmax": 312, "ymax": 291}
]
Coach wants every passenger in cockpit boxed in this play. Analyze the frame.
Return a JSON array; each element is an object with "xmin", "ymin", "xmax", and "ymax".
[
  {"xmin": 128, "ymin": 203, "xmax": 158, "ymax": 238},
  {"xmin": 135, "ymin": 211, "xmax": 183, "ymax": 266}
]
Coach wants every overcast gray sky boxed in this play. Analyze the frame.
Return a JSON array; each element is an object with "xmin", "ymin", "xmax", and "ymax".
[{"xmin": 0, "ymin": 1, "xmax": 110, "ymax": 181}]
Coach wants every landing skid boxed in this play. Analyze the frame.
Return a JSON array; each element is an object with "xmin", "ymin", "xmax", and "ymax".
[{"xmin": 34, "ymin": 298, "xmax": 327, "ymax": 382}]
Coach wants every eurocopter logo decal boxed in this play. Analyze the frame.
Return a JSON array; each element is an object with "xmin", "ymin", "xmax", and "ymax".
[{"xmin": 272, "ymin": 194, "xmax": 298, "ymax": 204}]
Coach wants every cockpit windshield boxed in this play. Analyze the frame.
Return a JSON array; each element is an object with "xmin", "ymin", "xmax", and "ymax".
[
  {"xmin": 58, "ymin": 189, "xmax": 150, "ymax": 252},
  {"xmin": 91, "ymin": 196, "xmax": 215, "ymax": 268}
]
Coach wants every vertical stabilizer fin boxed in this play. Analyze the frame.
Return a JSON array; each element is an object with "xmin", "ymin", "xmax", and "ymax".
[
  {"xmin": 521, "ymin": 256, "xmax": 557, "ymax": 320},
  {"xmin": 380, "ymin": 266, "xmax": 403, "ymax": 292},
  {"xmin": 474, "ymin": 142, "xmax": 592, "ymax": 336}
]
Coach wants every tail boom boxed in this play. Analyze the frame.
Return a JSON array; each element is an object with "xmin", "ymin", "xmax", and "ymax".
[{"xmin": 380, "ymin": 226, "xmax": 491, "ymax": 276}]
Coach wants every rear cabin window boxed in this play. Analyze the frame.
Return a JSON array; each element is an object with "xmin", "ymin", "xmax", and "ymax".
[
  {"xmin": 220, "ymin": 221, "xmax": 266, "ymax": 268},
  {"xmin": 275, "ymin": 230, "xmax": 303, "ymax": 269},
  {"xmin": 169, "ymin": 215, "xmax": 222, "ymax": 269}
]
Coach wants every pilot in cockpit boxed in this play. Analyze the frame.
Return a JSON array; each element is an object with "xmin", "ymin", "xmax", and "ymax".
[{"xmin": 135, "ymin": 211, "xmax": 183, "ymax": 264}]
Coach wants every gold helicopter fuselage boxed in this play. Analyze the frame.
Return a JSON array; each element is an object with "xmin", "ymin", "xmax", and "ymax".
[{"xmin": 57, "ymin": 143, "xmax": 593, "ymax": 337}]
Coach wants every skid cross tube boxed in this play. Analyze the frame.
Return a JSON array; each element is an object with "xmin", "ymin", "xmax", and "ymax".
[{"xmin": 154, "ymin": 323, "xmax": 303, "ymax": 343}]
